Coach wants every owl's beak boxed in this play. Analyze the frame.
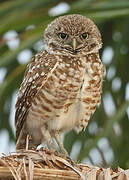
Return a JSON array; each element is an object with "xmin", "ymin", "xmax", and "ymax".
[{"xmin": 72, "ymin": 38, "xmax": 77, "ymax": 51}]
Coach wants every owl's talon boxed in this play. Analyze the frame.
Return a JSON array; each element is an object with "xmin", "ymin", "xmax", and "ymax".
[
  {"xmin": 54, "ymin": 151, "xmax": 74, "ymax": 165},
  {"xmin": 66, "ymin": 156, "xmax": 75, "ymax": 166}
]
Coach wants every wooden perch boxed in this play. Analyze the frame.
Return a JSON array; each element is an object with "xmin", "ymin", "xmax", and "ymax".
[{"xmin": 0, "ymin": 148, "xmax": 128, "ymax": 180}]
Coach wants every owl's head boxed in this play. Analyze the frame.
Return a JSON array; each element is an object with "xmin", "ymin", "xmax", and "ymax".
[{"xmin": 44, "ymin": 14, "xmax": 102, "ymax": 55}]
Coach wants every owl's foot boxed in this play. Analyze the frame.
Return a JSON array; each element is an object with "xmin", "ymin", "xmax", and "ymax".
[
  {"xmin": 54, "ymin": 151, "xmax": 74, "ymax": 165},
  {"xmin": 65, "ymin": 155, "xmax": 75, "ymax": 166},
  {"xmin": 38, "ymin": 147, "xmax": 74, "ymax": 166}
]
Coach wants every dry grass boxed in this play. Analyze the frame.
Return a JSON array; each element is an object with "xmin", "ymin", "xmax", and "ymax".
[{"xmin": 0, "ymin": 148, "xmax": 128, "ymax": 180}]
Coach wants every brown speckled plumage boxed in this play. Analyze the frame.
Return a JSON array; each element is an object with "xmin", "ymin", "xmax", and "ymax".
[{"xmin": 15, "ymin": 14, "xmax": 106, "ymax": 154}]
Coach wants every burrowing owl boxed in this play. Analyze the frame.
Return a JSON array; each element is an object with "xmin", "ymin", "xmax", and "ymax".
[{"xmin": 15, "ymin": 14, "xmax": 106, "ymax": 155}]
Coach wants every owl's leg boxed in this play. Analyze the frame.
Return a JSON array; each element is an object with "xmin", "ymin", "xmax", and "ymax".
[
  {"xmin": 41, "ymin": 126, "xmax": 56, "ymax": 151},
  {"xmin": 54, "ymin": 131, "xmax": 74, "ymax": 165},
  {"xmin": 54, "ymin": 131, "xmax": 68, "ymax": 156}
]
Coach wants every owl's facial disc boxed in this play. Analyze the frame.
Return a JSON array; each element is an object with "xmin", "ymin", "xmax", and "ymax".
[{"xmin": 44, "ymin": 14, "xmax": 102, "ymax": 54}]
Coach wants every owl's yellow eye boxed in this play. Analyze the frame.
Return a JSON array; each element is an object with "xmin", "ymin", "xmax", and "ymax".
[
  {"xmin": 59, "ymin": 33, "xmax": 67, "ymax": 39},
  {"xmin": 81, "ymin": 33, "xmax": 89, "ymax": 39}
]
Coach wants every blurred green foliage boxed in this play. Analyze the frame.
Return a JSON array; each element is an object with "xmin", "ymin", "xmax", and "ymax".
[{"xmin": 0, "ymin": 0, "xmax": 129, "ymax": 169}]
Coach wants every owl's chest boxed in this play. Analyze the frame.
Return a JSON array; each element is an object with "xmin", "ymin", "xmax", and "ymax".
[
  {"xmin": 47, "ymin": 59, "xmax": 92, "ymax": 130},
  {"xmin": 48, "ymin": 67, "xmax": 92, "ymax": 131},
  {"xmin": 48, "ymin": 56, "xmax": 103, "ymax": 131},
  {"xmin": 28, "ymin": 55, "xmax": 102, "ymax": 131}
]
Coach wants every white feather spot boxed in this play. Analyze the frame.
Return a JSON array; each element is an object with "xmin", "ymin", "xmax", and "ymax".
[
  {"xmin": 94, "ymin": 62, "xmax": 99, "ymax": 67},
  {"xmin": 93, "ymin": 76, "xmax": 98, "ymax": 81},
  {"xmin": 22, "ymin": 106, "xmax": 26, "ymax": 111},
  {"xmin": 32, "ymin": 66, "xmax": 36, "ymax": 70},
  {"xmin": 31, "ymin": 85, "xmax": 36, "ymax": 89},
  {"xmin": 66, "ymin": 63, "xmax": 70, "ymax": 67},
  {"xmin": 28, "ymin": 77, "xmax": 33, "ymax": 82},
  {"xmin": 72, "ymin": 81, "xmax": 79, "ymax": 86},
  {"xmin": 41, "ymin": 72, "xmax": 45, "ymax": 76},
  {"xmin": 75, "ymin": 74, "xmax": 80, "ymax": 78},
  {"xmin": 60, "ymin": 63, "xmax": 65, "ymax": 68},
  {"xmin": 28, "ymin": 69, "xmax": 33, "ymax": 73},
  {"xmin": 37, "ymin": 64, "xmax": 40, "ymax": 68},
  {"xmin": 68, "ymin": 72, "xmax": 74, "ymax": 76},
  {"xmin": 55, "ymin": 81, "xmax": 60, "ymax": 87},
  {"xmin": 60, "ymin": 74, "xmax": 66, "ymax": 80},
  {"xmin": 88, "ymin": 68, "xmax": 93, "ymax": 74},
  {"xmin": 69, "ymin": 68, "xmax": 75, "ymax": 72},
  {"xmin": 33, "ymin": 73, "xmax": 39, "ymax": 79},
  {"xmin": 58, "ymin": 58, "xmax": 62, "ymax": 62},
  {"xmin": 77, "ymin": 61, "xmax": 81, "ymax": 65},
  {"xmin": 44, "ymin": 62, "xmax": 49, "ymax": 67}
]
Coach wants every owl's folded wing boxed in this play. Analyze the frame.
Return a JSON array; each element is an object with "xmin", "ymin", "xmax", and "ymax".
[{"xmin": 15, "ymin": 50, "xmax": 57, "ymax": 141}]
